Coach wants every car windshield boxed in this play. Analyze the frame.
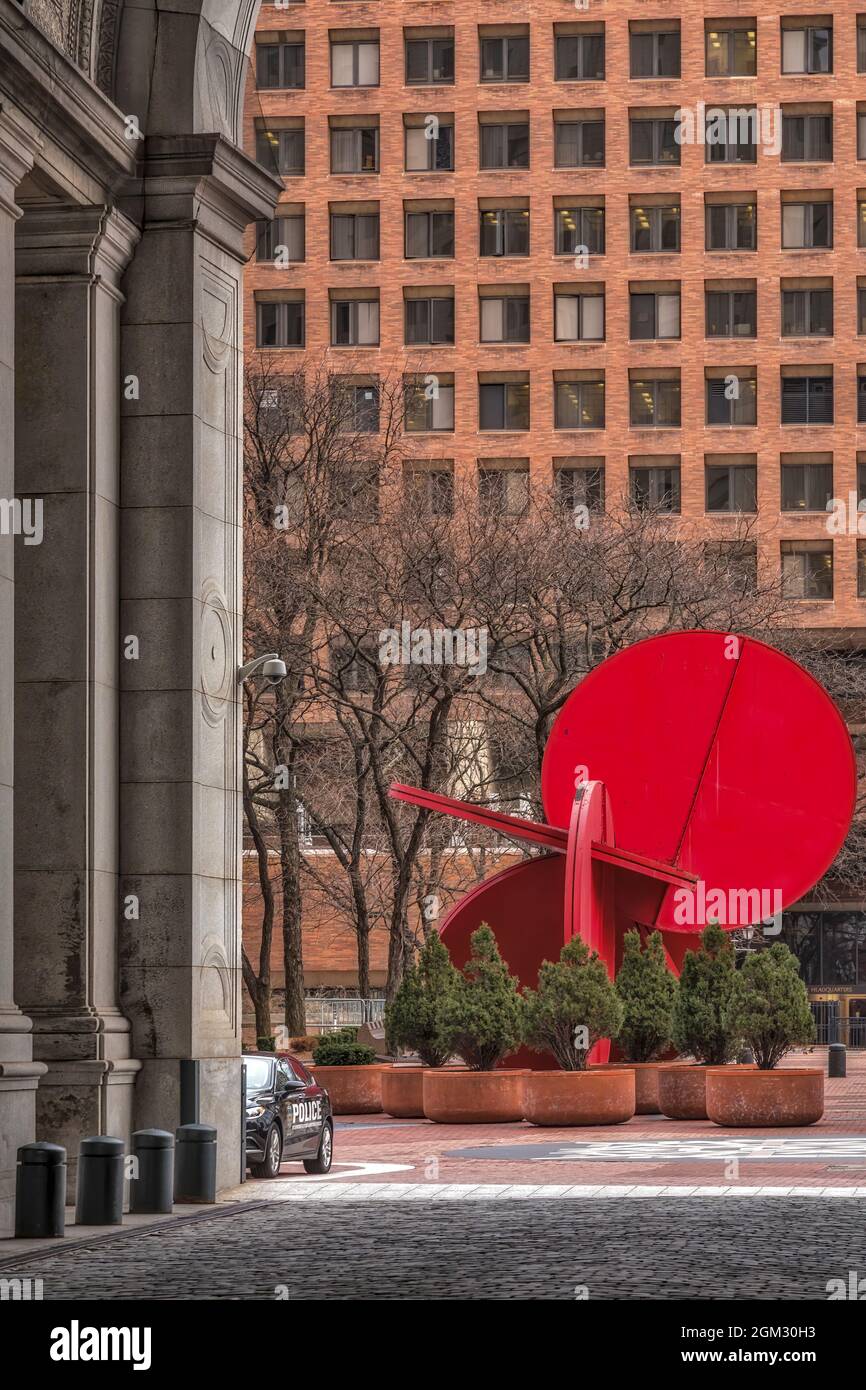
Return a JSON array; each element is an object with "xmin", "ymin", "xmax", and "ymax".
[{"xmin": 245, "ymin": 1058, "xmax": 273, "ymax": 1092}]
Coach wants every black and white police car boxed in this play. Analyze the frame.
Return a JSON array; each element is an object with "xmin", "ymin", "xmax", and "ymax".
[{"xmin": 244, "ymin": 1052, "xmax": 333, "ymax": 1178}]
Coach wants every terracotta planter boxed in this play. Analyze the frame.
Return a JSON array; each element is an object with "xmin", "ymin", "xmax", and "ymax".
[
  {"xmin": 706, "ymin": 1067, "xmax": 825, "ymax": 1128},
  {"xmin": 592, "ymin": 1061, "xmax": 679, "ymax": 1115},
  {"xmin": 381, "ymin": 1066, "xmax": 426, "ymax": 1118},
  {"xmin": 309, "ymin": 1063, "xmax": 387, "ymax": 1114},
  {"xmin": 524, "ymin": 1068, "xmax": 635, "ymax": 1126},
  {"xmin": 657, "ymin": 1064, "xmax": 714, "ymax": 1120},
  {"xmin": 423, "ymin": 1068, "xmax": 527, "ymax": 1124}
]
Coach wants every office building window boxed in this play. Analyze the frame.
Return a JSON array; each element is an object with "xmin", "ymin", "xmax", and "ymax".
[
  {"xmin": 554, "ymin": 292, "xmax": 604, "ymax": 342},
  {"xmin": 555, "ymin": 379, "xmax": 605, "ymax": 429},
  {"xmin": 555, "ymin": 30, "xmax": 605, "ymax": 80},
  {"xmin": 480, "ymin": 208, "xmax": 529, "ymax": 257},
  {"xmin": 706, "ymin": 202, "xmax": 757, "ymax": 250},
  {"xmin": 781, "ymin": 461, "xmax": 833, "ymax": 511},
  {"xmin": 478, "ymin": 466, "xmax": 530, "ymax": 515},
  {"xmin": 781, "ymin": 24, "xmax": 831, "ymax": 74},
  {"xmin": 479, "ymin": 381, "xmax": 530, "ymax": 431},
  {"xmin": 405, "ymin": 36, "xmax": 455, "ymax": 84},
  {"xmin": 782, "ymin": 113, "xmax": 832, "ymax": 162},
  {"xmin": 404, "ymin": 297, "xmax": 455, "ymax": 346},
  {"xmin": 480, "ymin": 122, "xmax": 529, "ymax": 169},
  {"xmin": 555, "ymin": 119, "xmax": 605, "ymax": 167},
  {"xmin": 630, "ymin": 118, "xmax": 679, "ymax": 166},
  {"xmin": 256, "ymin": 300, "xmax": 305, "ymax": 349},
  {"xmin": 256, "ymin": 40, "xmax": 305, "ymax": 90},
  {"xmin": 406, "ymin": 122, "xmax": 454, "ymax": 171},
  {"xmin": 781, "ymin": 375, "xmax": 833, "ymax": 424},
  {"xmin": 630, "ymin": 291, "xmax": 680, "ymax": 340},
  {"xmin": 705, "ymin": 26, "xmax": 757, "ymax": 77},
  {"xmin": 782, "ymin": 202, "xmax": 832, "ymax": 249},
  {"xmin": 630, "ymin": 28, "xmax": 680, "ymax": 78},
  {"xmin": 330, "ymin": 212, "xmax": 379, "ymax": 261},
  {"xmin": 706, "ymin": 289, "xmax": 757, "ymax": 338},
  {"xmin": 781, "ymin": 288, "xmax": 833, "ymax": 337},
  {"xmin": 781, "ymin": 542, "xmax": 833, "ymax": 600},
  {"xmin": 630, "ymin": 463, "xmax": 681, "ymax": 512},
  {"xmin": 631, "ymin": 204, "xmax": 680, "ymax": 253},
  {"xmin": 480, "ymin": 33, "xmax": 529, "ymax": 82},
  {"xmin": 630, "ymin": 378, "xmax": 681, "ymax": 427},
  {"xmin": 331, "ymin": 298, "xmax": 380, "ymax": 347},
  {"xmin": 480, "ymin": 295, "xmax": 530, "ymax": 343},
  {"xmin": 707, "ymin": 375, "xmax": 757, "ymax": 426},
  {"xmin": 705, "ymin": 460, "xmax": 757, "ymax": 512},
  {"xmin": 256, "ymin": 215, "xmax": 305, "ymax": 262},
  {"xmin": 330, "ymin": 126, "xmax": 378, "ymax": 173},
  {"xmin": 405, "ymin": 209, "xmax": 454, "ymax": 258},
  {"xmin": 331, "ymin": 40, "xmax": 380, "ymax": 88},
  {"xmin": 555, "ymin": 206, "xmax": 605, "ymax": 256}
]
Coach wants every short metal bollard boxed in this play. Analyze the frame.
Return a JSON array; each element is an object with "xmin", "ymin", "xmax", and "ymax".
[
  {"xmin": 828, "ymin": 1042, "xmax": 847, "ymax": 1079},
  {"xmin": 174, "ymin": 1123, "xmax": 217, "ymax": 1204},
  {"xmin": 15, "ymin": 1143, "xmax": 67, "ymax": 1239},
  {"xmin": 130, "ymin": 1129, "xmax": 175, "ymax": 1215},
  {"xmin": 75, "ymin": 1136, "xmax": 125, "ymax": 1226}
]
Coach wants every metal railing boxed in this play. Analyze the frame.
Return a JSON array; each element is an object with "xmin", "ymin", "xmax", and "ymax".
[
  {"xmin": 811, "ymin": 1010, "xmax": 866, "ymax": 1048},
  {"xmin": 304, "ymin": 998, "xmax": 386, "ymax": 1034}
]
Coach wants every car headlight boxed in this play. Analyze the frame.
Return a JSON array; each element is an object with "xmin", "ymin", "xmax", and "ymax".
[{"xmin": 246, "ymin": 1105, "xmax": 267, "ymax": 1118}]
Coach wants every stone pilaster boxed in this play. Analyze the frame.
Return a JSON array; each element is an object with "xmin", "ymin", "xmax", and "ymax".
[
  {"xmin": 118, "ymin": 135, "xmax": 278, "ymax": 1191},
  {"xmin": 14, "ymin": 202, "xmax": 141, "ymax": 1189},
  {"xmin": 0, "ymin": 104, "xmax": 46, "ymax": 1237}
]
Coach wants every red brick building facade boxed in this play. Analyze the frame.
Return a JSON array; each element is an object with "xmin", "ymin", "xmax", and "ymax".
[{"xmin": 241, "ymin": 3, "xmax": 866, "ymax": 1020}]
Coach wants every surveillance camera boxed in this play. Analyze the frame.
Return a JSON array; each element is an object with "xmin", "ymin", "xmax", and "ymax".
[{"xmin": 261, "ymin": 658, "xmax": 287, "ymax": 682}]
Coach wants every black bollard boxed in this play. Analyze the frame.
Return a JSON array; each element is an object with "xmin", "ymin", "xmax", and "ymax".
[
  {"xmin": 74, "ymin": 1136, "xmax": 125, "ymax": 1226},
  {"xmin": 14, "ymin": 1143, "xmax": 66, "ymax": 1238},
  {"xmin": 828, "ymin": 1042, "xmax": 847, "ymax": 1078},
  {"xmin": 130, "ymin": 1129, "xmax": 175, "ymax": 1215},
  {"xmin": 174, "ymin": 1123, "xmax": 217, "ymax": 1204}
]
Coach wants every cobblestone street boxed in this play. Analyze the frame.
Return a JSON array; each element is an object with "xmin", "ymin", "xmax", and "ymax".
[{"xmin": 3, "ymin": 1195, "xmax": 863, "ymax": 1301}]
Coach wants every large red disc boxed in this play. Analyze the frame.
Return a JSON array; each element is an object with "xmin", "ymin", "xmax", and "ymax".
[{"xmin": 541, "ymin": 631, "xmax": 856, "ymax": 931}]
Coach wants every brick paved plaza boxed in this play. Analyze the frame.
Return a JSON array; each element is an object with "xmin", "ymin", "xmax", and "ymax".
[{"xmin": 2, "ymin": 1051, "xmax": 865, "ymax": 1301}]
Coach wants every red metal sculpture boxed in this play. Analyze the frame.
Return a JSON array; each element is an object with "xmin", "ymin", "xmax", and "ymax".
[{"xmin": 390, "ymin": 631, "xmax": 857, "ymax": 1066}]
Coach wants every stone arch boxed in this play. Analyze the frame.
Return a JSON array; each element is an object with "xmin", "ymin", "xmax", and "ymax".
[{"xmin": 21, "ymin": 0, "xmax": 261, "ymax": 143}]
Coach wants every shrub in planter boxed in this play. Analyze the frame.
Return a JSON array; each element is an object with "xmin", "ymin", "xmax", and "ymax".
[
  {"xmin": 726, "ymin": 943, "xmax": 815, "ymax": 1070},
  {"xmin": 608, "ymin": 929, "xmax": 677, "ymax": 1114},
  {"xmin": 706, "ymin": 944, "xmax": 821, "ymax": 1127},
  {"xmin": 289, "ymin": 1035, "xmax": 319, "ymax": 1054},
  {"xmin": 440, "ymin": 924, "xmax": 522, "ymax": 1071},
  {"xmin": 256, "ymin": 1035, "xmax": 276, "ymax": 1053},
  {"xmin": 663, "ymin": 922, "xmax": 740, "ymax": 1119},
  {"xmin": 521, "ymin": 938, "xmax": 632, "ymax": 1125},
  {"xmin": 385, "ymin": 930, "xmax": 458, "ymax": 1067},
  {"xmin": 424, "ymin": 925, "xmax": 525, "ymax": 1123},
  {"xmin": 310, "ymin": 1028, "xmax": 383, "ymax": 1115},
  {"xmin": 671, "ymin": 921, "xmax": 739, "ymax": 1065},
  {"xmin": 383, "ymin": 931, "xmax": 459, "ymax": 1116}
]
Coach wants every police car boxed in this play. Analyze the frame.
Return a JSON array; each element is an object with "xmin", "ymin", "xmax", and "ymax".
[{"xmin": 244, "ymin": 1052, "xmax": 333, "ymax": 1178}]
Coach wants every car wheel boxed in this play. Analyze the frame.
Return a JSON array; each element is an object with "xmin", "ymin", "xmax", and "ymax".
[
  {"xmin": 250, "ymin": 1124, "xmax": 283, "ymax": 1179},
  {"xmin": 304, "ymin": 1120, "xmax": 333, "ymax": 1174}
]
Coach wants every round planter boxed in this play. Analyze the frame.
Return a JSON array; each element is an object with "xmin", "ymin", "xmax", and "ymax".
[
  {"xmin": 524, "ymin": 1068, "xmax": 635, "ymax": 1126},
  {"xmin": 592, "ymin": 1061, "xmax": 679, "ymax": 1115},
  {"xmin": 381, "ymin": 1066, "xmax": 426, "ymax": 1118},
  {"xmin": 657, "ymin": 1064, "xmax": 714, "ymax": 1120},
  {"xmin": 309, "ymin": 1064, "xmax": 387, "ymax": 1115},
  {"xmin": 706, "ymin": 1067, "xmax": 824, "ymax": 1128},
  {"xmin": 422, "ymin": 1069, "xmax": 527, "ymax": 1124}
]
